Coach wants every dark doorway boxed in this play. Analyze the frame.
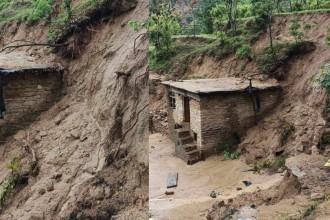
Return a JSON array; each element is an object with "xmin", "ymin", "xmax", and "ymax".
[{"xmin": 183, "ymin": 96, "xmax": 190, "ymax": 122}]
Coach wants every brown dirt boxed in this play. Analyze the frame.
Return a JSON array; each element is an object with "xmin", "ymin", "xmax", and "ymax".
[
  {"xmin": 149, "ymin": 133, "xmax": 285, "ymax": 220},
  {"xmin": 150, "ymin": 12, "xmax": 330, "ymax": 219},
  {"xmin": 0, "ymin": 0, "xmax": 148, "ymax": 219}
]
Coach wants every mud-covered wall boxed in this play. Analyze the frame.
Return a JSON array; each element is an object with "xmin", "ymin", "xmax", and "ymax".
[
  {"xmin": 200, "ymin": 89, "xmax": 282, "ymax": 155},
  {"xmin": 0, "ymin": 71, "xmax": 62, "ymax": 139}
]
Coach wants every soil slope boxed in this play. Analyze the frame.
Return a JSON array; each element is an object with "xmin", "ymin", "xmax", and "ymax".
[
  {"xmin": 0, "ymin": 0, "xmax": 148, "ymax": 219},
  {"xmin": 150, "ymin": 12, "xmax": 330, "ymax": 219}
]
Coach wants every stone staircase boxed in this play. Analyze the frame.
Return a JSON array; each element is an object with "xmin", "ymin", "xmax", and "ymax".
[{"xmin": 174, "ymin": 127, "xmax": 202, "ymax": 165}]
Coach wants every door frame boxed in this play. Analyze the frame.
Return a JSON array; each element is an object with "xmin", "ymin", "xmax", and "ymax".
[{"xmin": 183, "ymin": 96, "xmax": 190, "ymax": 122}]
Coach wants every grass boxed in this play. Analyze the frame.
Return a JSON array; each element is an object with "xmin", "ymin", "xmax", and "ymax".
[
  {"xmin": 48, "ymin": 0, "xmax": 105, "ymax": 41},
  {"xmin": 303, "ymin": 201, "xmax": 320, "ymax": 217},
  {"xmin": 149, "ymin": 37, "xmax": 217, "ymax": 76},
  {"xmin": 275, "ymin": 8, "xmax": 330, "ymax": 16},
  {"xmin": 173, "ymin": 34, "xmax": 217, "ymax": 40}
]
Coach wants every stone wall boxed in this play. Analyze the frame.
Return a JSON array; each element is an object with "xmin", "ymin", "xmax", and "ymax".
[
  {"xmin": 200, "ymin": 89, "xmax": 282, "ymax": 155},
  {"xmin": 189, "ymin": 98, "xmax": 202, "ymax": 146},
  {"xmin": 166, "ymin": 87, "xmax": 202, "ymax": 145},
  {"xmin": 0, "ymin": 71, "xmax": 63, "ymax": 139}
]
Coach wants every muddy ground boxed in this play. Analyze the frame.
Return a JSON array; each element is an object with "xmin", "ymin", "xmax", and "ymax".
[{"xmin": 149, "ymin": 133, "xmax": 287, "ymax": 220}]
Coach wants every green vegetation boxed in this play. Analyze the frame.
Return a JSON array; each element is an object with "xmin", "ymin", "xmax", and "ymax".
[
  {"xmin": 49, "ymin": 0, "xmax": 105, "ymax": 41},
  {"xmin": 28, "ymin": 0, "xmax": 52, "ymax": 22},
  {"xmin": 149, "ymin": 37, "xmax": 216, "ymax": 76},
  {"xmin": 313, "ymin": 62, "xmax": 330, "ymax": 92},
  {"xmin": 257, "ymin": 40, "xmax": 315, "ymax": 79},
  {"xmin": 252, "ymin": 155, "xmax": 287, "ymax": 173},
  {"xmin": 0, "ymin": 157, "xmax": 21, "ymax": 210},
  {"xmin": 303, "ymin": 201, "xmax": 320, "ymax": 217},
  {"xmin": 0, "ymin": 0, "xmax": 110, "ymax": 41},
  {"xmin": 149, "ymin": 3, "xmax": 181, "ymax": 57},
  {"xmin": 223, "ymin": 144, "xmax": 240, "ymax": 160},
  {"xmin": 235, "ymin": 44, "xmax": 253, "ymax": 60},
  {"xmin": 149, "ymin": 0, "xmax": 326, "ymax": 77},
  {"xmin": 289, "ymin": 18, "xmax": 312, "ymax": 43},
  {"xmin": 281, "ymin": 121, "xmax": 295, "ymax": 146}
]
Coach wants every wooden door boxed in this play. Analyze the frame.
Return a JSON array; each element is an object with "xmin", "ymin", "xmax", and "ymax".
[{"xmin": 183, "ymin": 96, "xmax": 190, "ymax": 122}]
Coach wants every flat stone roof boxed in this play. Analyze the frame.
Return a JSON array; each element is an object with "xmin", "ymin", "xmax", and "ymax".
[
  {"xmin": 0, "ymin": 52, "xmax": 62, "ymax": 73},
  {"xmin": 162, "ymin": 77, "xmax": 280, "ymax": 94}
]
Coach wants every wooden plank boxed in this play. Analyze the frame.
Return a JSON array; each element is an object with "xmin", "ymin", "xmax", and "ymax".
[{"xmin": 167, "ymin": 172, "xmax": 178, "ymax": 188}]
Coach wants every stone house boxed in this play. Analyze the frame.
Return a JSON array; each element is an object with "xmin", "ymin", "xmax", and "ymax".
[
  {"xmin": 0, "ymin": 53, "xmax": 63, "ymax": 140},
  {"xmin": 163, "ymin": 78, "xmax": 282, "ymax": 164}
]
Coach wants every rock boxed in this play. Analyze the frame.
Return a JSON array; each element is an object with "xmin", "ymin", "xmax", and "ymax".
[
  {"xmin": 296, "ymin": 144, "xmax": 305, "ymax": 152},
  {"xmin": 301, "ymin": 139, "xmax": 310, "ymax": 147},
  {"xmin": 52, "ymin": 173, "xmax": 62, "ymax": 182},
  {"xmin": 37, "ymin": 85, "xmax": 43, "ymax": 90},
  {"xmin": 70, "ymin": 130, "xmax": 80, "ymax": 139},
  {"xmin": 104, "ymin": 187, "xmax": 112, "ymax": 198},
  {"xmin": 311, "ymin": 193, "xmax": 324, "ymax": 200},
  {"xmin": 39, "ymin": 131, "xmax": 48, "ymax": 137},
  {"xmin": 311, "ymin": 145, "xmax": 319, "ymax": 155},
  {"xmin": 212, "ymin": 200, "xmax": 225, "ymax": 209},
  {"xmin": 14, "ymin": 130, "xmax": 26, "ymax": 140},
  {"xmin": 89, "ymin": 186, "xmax": 104, "ymax": 200},
  {"xmin": 54, "ymin": 117, "xmax": 62, "ymax": 125},
  {"xmin": 243, "ymin": 181, "xmax": 252, "ymax": 186},
  {"xmin": 237, "ymin": 187, "xmax": 243, "ymax": 191},
  {"xmin": 46, "ymin": 182, "xmax": 54, "ymax": 192},
  {"xmin": 210, "ymin": 191, "xmax": 217, "ymax": 198},
  {"xmin": 35, "ymin": 135, "xmax": 42, "ymax": 143},
  {"xmin": 38, "ymin": 188, "xmax": 46, "ymax": 195},
  {"xmin": 277, "ymin": 167, "xmax": 285, "ymax": 173}
]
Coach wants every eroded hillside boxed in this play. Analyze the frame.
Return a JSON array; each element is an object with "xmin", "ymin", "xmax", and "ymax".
[
  {"xmin": 0, "ymin": 0, "xmax": 148, "ymax": 219},
  {"xmin": 150, "ymin": 12, "xmax": 330, "ymax": 219}
]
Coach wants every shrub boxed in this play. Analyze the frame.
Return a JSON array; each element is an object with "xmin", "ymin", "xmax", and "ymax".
[
  {"xmin": 257, "ymin": 41, "xmax": 315, "ymax": 79},
  {"xmin": 235, "ymin": 44, "xmax": 253, "ymax": 60},
  {"xmin": 281, "ymin": 122, "xmax": 294, "ymax": 146},
  {"xmin": 289, "ymin": 18, "xmax": 312, "ymax": 43},
  {"xmin": 223, "ymin": 144, "xmax": 240, "ymax": 160},
  {"xmin": 0, "ymin": 157, "xmax": 21, "ymax": 209},
  {"xmin": 313, "ymin": 62, "xmax": 330, "ymax": 92},
  {"xmin": 28, "ymin": 0, "xmax": 52, "ymax": 22},
  {"xmin": 259, "ymin": 160, "xmax": 273, "ymax": 168}
]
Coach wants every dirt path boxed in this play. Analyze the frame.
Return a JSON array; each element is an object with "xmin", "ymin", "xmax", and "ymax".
[{"xmin": 149, "ymin": 133, "xmax": 285, "ymax": 220}]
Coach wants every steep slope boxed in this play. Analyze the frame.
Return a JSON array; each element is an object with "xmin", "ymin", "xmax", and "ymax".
[
  {"xmin": 0, "ymin": 0, "xmax": 148, "ymax": 219},
  {"xmin": 150, "ymin": 12, "xmax": 330, "ymax": 219}
]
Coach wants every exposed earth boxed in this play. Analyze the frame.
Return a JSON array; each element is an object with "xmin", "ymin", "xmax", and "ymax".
[
  {"xmin": 149, "ymin": 11, "xmax": 330, "ymax": 220},
  {"xmin": 149, "ymin": 133, "xmax": 286, "ymax": 220}
]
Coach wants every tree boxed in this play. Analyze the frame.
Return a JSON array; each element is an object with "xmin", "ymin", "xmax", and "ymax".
[
  {"xmin": 149, "ymin": 3, "xmax": 181, "ymax": 54},
  {"xmin": 196, "ymin": 0, "xmax": 221, "ymax": 34},
  {"xmin": 251, "ymin": 0, "xmax": 275, "ymax": 52},
  {"xmin": 210, "ymin": 0, "xmax": 239, "ymax": 35}
]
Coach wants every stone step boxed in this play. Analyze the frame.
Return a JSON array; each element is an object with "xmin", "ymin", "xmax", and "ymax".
[
  {"xmin": 183, "ymin": 144, "xmax": 197, "ymax": 152},
  {"xmin": 187, "ymin": 149, "xmax": 201, "ymax": 156},
  {"xmin": 179, "ymin": 136, "xmax": 194, "ymax": 145},
  {"xmin": 187, "ymin": 150, "xmax": 202, "ymax": 165},
  {"xmin": 175, "ymin": 128, "xmax": 191, "ymax": 138}
]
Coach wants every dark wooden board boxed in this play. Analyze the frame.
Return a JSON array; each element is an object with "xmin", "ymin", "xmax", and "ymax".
[{"xmin": 167, "ymin": 172, "xmax": 178, "ymax": 188}]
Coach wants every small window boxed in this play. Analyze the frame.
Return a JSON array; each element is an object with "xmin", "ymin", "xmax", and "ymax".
[{"xmin": 169, "ymin": 92, "xmax": 176, "ymax": 109}]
